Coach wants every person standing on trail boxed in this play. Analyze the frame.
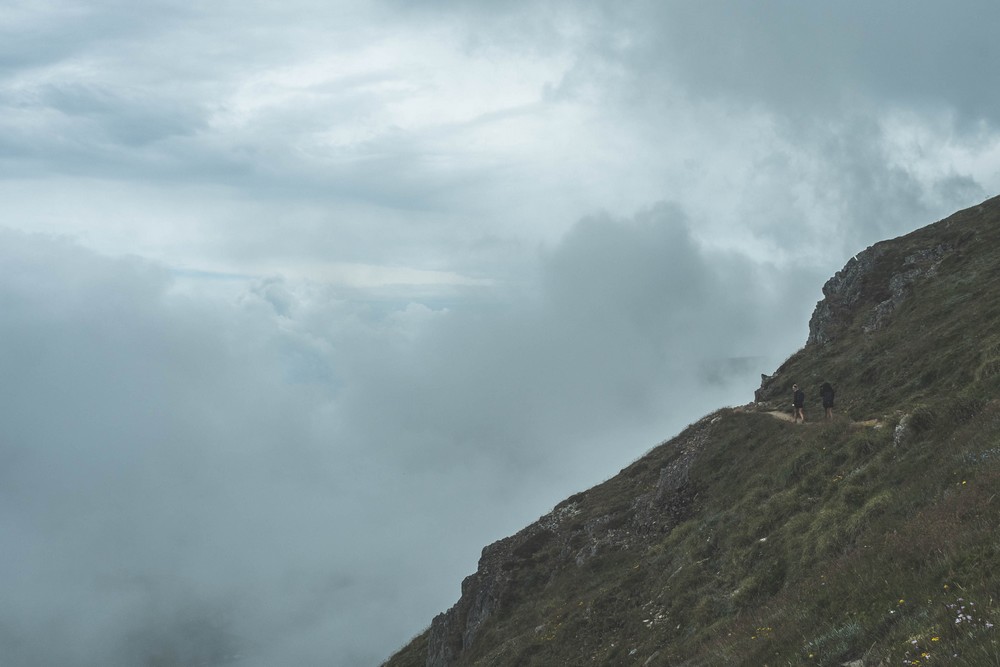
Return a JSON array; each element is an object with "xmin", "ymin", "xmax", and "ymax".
[
  {"xmin": 792, "ymin": 383, "xmax": 806, "ymax": 423},
  {"xmin": 820, "ymin": 382, "xmax": 835, "ymax": 420}
]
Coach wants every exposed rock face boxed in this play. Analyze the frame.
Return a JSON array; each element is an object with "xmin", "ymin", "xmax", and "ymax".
[
  {"xmin": 427, "ymin": 553, "xmax": 509, "ymax": 666},
  {"xmin": 422, "ymin": 416, "xmax": 714, "ymax": 667},
  {"xmin": 861, "ymin": 244, "xmax": 952, "ymax": 334},
  {"xmin": 807, "ymin": 242, "xmax": 953, "ymax": 346},
  {"xmin": 426, "ymin": 515, "xmax": 572, "ymax": 666},
  {"xmin": 807, "ymin": 244, "xmax": 886, "ymax": 346}
]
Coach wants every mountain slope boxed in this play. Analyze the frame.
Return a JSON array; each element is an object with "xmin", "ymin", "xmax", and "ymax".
[{"xmin": 384, "ymin": 196, "xmax": 1000, "ymax": 667}]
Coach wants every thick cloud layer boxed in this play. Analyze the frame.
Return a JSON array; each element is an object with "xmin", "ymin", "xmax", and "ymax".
[
  {"xmin": 0, "ymin": 213, "xmax": 811, "ymax": 665},
  {"xmin": 1, "ymin": 1, "xmax": 999, "ymax": 665}
]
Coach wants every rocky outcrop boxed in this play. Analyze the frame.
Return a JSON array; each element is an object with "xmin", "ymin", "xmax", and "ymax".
[
  {"xmin": 422, "ymin": 415, "xmax": 716, "ymax": 666},
  {"xmin": 427, "ymin": 556, "xmax": 508, "ymax": 666},
  {"xmin": 807, "ymin": 244, "xmax": 886, "ymax": 346},
  {"xmin": 426, "ymin": 512, "xmax": 579, "ymax": 666},
  {"xmin": 861, "ymin": 245, "xmax": 952, "ymax": 333},
  {"xmin": 807, "ymin": 242, "xmax": 953, "ymax": 346}
]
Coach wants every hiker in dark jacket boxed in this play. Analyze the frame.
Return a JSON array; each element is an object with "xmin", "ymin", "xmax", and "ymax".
[
  {"xmin": 792, "ymin": 383, "xmax": 805, "ymax": 423},
  {"xmin": 820, "ymin": 382, "xmax": 835, "ymax": 420}
]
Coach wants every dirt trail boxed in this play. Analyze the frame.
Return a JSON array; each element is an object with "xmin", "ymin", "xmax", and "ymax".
[{"xmin": 762, "ymin": 410, "xmax": 879, "ymax": 428}]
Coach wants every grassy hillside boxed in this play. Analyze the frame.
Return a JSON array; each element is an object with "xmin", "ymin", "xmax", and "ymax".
[{"xmin": 385, "ymin": 196, "xmax": 1000, "ymax": 667}]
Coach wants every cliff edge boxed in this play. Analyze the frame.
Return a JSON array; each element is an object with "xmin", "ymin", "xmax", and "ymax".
[{"xmin": 385, "ymin": 196, "xmax": 1000, "ymax": 667}]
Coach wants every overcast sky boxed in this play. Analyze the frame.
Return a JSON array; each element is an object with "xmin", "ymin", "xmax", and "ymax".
[{"xmin": 2, "ymin": 2, "xmax": 999, "ymax": 665}]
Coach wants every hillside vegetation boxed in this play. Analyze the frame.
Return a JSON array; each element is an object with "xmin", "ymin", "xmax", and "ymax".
[{"xmin": 385, "ymin": 196, "xmax": 1000, "ymax": 667}]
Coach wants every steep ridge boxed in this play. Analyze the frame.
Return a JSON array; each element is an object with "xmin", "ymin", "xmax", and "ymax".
[{"xmin": 384, "ymin": 196, "xmax": 1000, "ymax": 667}]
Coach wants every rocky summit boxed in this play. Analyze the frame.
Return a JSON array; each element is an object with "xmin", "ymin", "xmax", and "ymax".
[{"xmin": 384, "ymin": 196, "xmax": 1000, "ymax": 667}]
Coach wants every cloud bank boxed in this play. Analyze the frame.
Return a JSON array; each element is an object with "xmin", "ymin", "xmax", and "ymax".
[{"xmin": 0, "ymin": 207, "xmax": 811, "ymax": 664}]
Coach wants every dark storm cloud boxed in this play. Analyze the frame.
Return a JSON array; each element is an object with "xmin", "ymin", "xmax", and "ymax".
[
  {"xmin": 383, "ymin": 0, "xmax": 1000, "ymax": 126},
  {"xmin": 585, "ymin": 1, "xmax": 999, "ymax": 250},
  {"xmin": 378, "ymin": 0, "xmax": 998, "ymax": 260},
  {"xmin": 547, "ymin": 0, "xmax": 1000, "ymax": 127}
]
